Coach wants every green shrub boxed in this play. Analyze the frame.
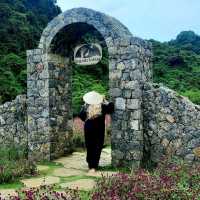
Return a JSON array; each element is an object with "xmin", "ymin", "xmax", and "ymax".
[
  {"xmin": 0, "ymin": 145, "xmax": 27, "ymax": 161},
  {"xmin": 72, "ymin": 132, "xmax": 86, "ymax": 151},
  {"xmin": 181, "ymin": 89, "xmax": 200, "ymax": 105},
  {"xmin": 0, "ymin": 159, "xmax": 36, "ymax": 183},
  {"xmin": 0, "ymin": 146, "xmax": 36, "ymax": 183}
]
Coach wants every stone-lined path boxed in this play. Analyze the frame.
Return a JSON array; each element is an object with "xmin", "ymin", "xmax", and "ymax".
[{"xmin": 0, "ymin": 147, "xmax": 118, "ymax": 198}]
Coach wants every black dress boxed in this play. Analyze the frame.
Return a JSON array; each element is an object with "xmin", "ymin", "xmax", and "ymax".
[{"xmin": 79, "ymin": 102, "xmax": 114, "ymax": 169}]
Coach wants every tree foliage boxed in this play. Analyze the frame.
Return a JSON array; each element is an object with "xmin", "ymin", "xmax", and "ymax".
[
  {"xmin": 151, "ymin": 31, "xmax": 200, "ymax": 105},
  {"xmin": 0, "ymin": 0, "xmax": 61, "ymax": 103}
]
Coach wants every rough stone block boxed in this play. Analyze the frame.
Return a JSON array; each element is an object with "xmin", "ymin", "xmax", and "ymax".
[
  {"xmin": 130, "ymin": 120, "xmax": 139, "ymax": 130},
  {"xmin": 127, "ymin": 99, "xmax": 140, "ymax": 110},
  {"xmin": 121, "ymin": 80, "xmax": 139, "ymax": 90},
  {"xmin": 131, "ymin": 88, "xmax": 142, "ymax": 98},
  {"xmin": 0, "ymin": 116, "xmax": 6, "ymax": 125},
  {"xmin": 122, "ymin": 72, "xmax": 130, "ymax": 80},
  {"xmin": 166, "ymin": 115, "xmax": 175, "ymax": 123},
  {"xmin": 110, "ymin": 88, "xmax": 122, "ymax": 97},
  {"xmin": 116, "ymin": 62, "xmax": 125, "ymax": 70},
  {"xmin": 115, "ymin": 98, "xmax": 126, "ymax": 110},
  {"xmin": 112, "ymin": 150, "xmax": 124, "ymax": 160},
  {"xmin": 130, "ymin": 110, "xmax": 141, "ymax": 120},
  {"xmin": 130, "ymin": 69, "xmax": 142, "ymax": 80},
  {"xmin": 109, "ymin": 70, "xmax": 122, "ymax": 80},
  {"xmin": 123, "ymin": 90, "xmax": 132, "ymax": 98}
]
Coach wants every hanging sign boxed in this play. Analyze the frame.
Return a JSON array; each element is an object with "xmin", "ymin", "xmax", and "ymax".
[{"xmin": 74, "ymin": 43, "xmax": 102, "ymax": 65}]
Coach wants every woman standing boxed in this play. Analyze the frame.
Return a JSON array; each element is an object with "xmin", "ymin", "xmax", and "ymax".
[{"xmin": 79, "ymin": 91, "xmax": 114, "ymax": 173}]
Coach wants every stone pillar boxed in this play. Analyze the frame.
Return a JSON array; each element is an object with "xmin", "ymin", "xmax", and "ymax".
[
  {"xmin": 47, "ymin": 54, "xmax": 73, "ymax": 159},
  {"xmin": 27, "ymin": 49, "xmax": 50, "ymax": 161},
  {"xmin": 108, "ymin": 38, "xmax": 138, "ymax": 168},
  {"xmin": 109, "ymin": 37, "xmax": 152, "ymax": 168}
]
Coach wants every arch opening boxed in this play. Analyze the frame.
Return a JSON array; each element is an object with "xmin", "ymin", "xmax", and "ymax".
[{"xmin": 47, "ymin": 22, "xmax": 110, "ymax": 159}]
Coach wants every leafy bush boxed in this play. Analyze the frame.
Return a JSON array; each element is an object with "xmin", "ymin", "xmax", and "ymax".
[
  {"xmin": 0, "ymin": 145, "xmax": 27, "ymax": 161},
  {"xmin": 0, "ymin": 53, "xmax": 26, "ymax": 104},
  {"xmin": 181, "ymin": 89, "xmax": 200, "ymax": 105},
  {"xmin": 0, "ymin": 159, "xmax": 36, "ymax": 184},
  {"xmin": 92, "ymin": 158, "xmax": 200, "ymax": 200},
  {"xmin": 72, "ymin": 132, "xmax": 86, "ymax": 151},
  {"xmin": 167, "ymin": 55, "xmax": 187, "ymax": 67},
  {"xmin": 0, "ymin": 146, "xmax": 36, "ymax": 184},
  {"xmin": 151, "ymin": 33, "xmax": 200, "ymax": 105}
]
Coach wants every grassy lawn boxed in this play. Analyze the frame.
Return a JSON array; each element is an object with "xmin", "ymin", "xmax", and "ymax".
[
  {"xmin": 36, "ymin": 161, "xmax": 64, "ymax": 177},
  {"xmin": 98, "ymin": 164, "xmax": 131, "ymax": 173},
  {"xmin": 0, "ymin": 181, "xmax": 24, "ymax": 190},
  {"xmin": 79, "ymin": 190, "xmax": 92, "ymax": 200}
]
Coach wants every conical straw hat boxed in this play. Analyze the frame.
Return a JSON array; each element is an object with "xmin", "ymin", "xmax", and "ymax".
[{"xmin": 83, "ymin": 91, "xmax": 103, "ymax": 105}]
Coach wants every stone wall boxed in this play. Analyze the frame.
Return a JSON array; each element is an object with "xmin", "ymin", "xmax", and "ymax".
[
  {"xmin": 1, "ymin": 81, "xmax": 199, "ymax": 167},
  {"xmin": 0, "ymin": 95, "xmax": 27, "ymax": 148},
  {"xmin": 143, "ymin": 83, "xmax": 200, "ymax": 166},
  {"xmin": 1, "ymin": 8, "xmax": 198, "ymax": 167}
]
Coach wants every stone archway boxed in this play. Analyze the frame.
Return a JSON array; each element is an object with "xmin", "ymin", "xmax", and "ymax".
[{"xmin": 27, "ymin": 8, "xmax": 152, "ymax": 167}]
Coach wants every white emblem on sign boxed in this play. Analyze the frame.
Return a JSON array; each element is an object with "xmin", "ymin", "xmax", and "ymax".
[{"xmin": 74, "ymin": 43, "xmax": 102, "ymax": 65}]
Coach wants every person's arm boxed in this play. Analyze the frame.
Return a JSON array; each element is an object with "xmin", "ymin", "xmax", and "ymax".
[
  {"xmin": 78, "ymin": 105, "xmax": 87, "ymax": 122},
  {"xmin": 102, "ymin": 102, "xmax": 114, "ymax": 115}
]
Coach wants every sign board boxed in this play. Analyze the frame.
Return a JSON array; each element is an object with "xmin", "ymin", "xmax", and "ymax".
[{"xmin": 74, "ymin": 43, "xmax": 102, "ymax": 65}]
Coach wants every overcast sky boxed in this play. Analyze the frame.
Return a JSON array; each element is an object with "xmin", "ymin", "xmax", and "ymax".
[{"xmin": 57, "ymin": 0, "xmax": 200, "ymax": 42}]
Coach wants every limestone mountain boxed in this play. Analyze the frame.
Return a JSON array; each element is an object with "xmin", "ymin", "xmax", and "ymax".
[{"xmin": 169, "ymin": 31, "xmax": 200, "ymax": 54}]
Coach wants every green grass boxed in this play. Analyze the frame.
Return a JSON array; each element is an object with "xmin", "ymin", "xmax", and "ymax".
[
  {"xmin": 0, "ymin": 181, "xmax": 23, "ymax": 190},
  {"xmin": 98, "ymin": 164, "xmax": 131, "ymax": 173},
  {"xmin": 37, "ymin": 161, "xmax": 64, "ymax": 168},
  {"xmin": 36, "ymin": 161, "xmax": 64, "ymax": 177},
  {"xmin": 60, "ymin": 175, "xmax": 98, "ymax": 184},
  {"xmin": 79, "ymin": 190, "xmax": 92, "ymax": 200}
]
